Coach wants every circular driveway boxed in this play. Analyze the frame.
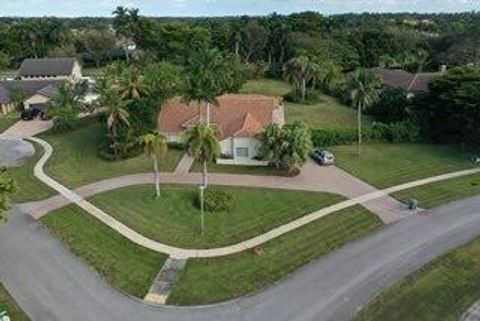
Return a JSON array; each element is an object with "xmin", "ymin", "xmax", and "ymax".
[{"xmin": 0, "ymin": 137, "xmax": 34, "ymax": 167}]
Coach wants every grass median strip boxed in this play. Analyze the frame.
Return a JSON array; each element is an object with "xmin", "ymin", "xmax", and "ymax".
[
  {"xmin": 0, "ymin": 283, "xmax": 30, "ymax": 321},
  {"xmin": 393, "ymin": 172, "xmax": 480, "ymax": 209},
  {"xmin": 41, "ymin": 204, "xmax": 167, "ymax": 298},
  {"xmin": 354, "ymin": 235, "xmax": 480, "ymax": 321},
  {"xmin": 331, "ymin": 144, "xmax": 477, "ymax": 188},
  {"xmin": 8, "ymin": 141, "xmax": 56, "ymax": 203},
  {"xmin": 168, "ymin": 205, "xmax": 383, "ymax": 305},
  {"xmin": 41, "ymin": 123, "xmax": 183, "ymax": 188},
  {"xmin": 89, "ymin": 185, "xmax": 345, "ymax": 249}
]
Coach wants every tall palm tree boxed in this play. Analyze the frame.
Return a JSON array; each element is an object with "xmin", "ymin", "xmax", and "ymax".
[
  {"xmin": 348, "ymin": 69, "xmax": 381, "ymax": 156},
  {"xmin": 141, "ymin": 132, "xmax": 168, "ymax": 198},
  {"xmin": 183, "ymin": 48, "xmax": 230, "ymax": 125},
  {"xmin": 184, "ymin": 124, "xmax": 220, "ymax": 235},
  {"xmin": 99, "ymin": 88, "xmax": 130, "ymax": 155},
  {"xmin": 283, "ymin": 55, "xmax": 318, "ymax": 101},
  {"xmin": 184, "ymin": 124, "xmax": 220, "ymax": 188}
]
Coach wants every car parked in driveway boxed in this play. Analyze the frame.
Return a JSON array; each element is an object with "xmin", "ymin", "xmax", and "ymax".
[
  {"xmin": 311, "ymin": 149, "xmax": 335, "ymax": 166},
  {"xmin": 20, "ymin": 108, "xmax": 45, "ymax": 121}
]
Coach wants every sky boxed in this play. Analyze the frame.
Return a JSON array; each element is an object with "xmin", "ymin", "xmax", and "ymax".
[{"xmin": 0, "ymin": 0, "xmax": 479, "ymax": 17}]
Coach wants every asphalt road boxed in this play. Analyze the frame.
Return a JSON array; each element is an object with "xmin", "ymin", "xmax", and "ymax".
[{"xmin": 1, "ymin": 196, "xmax": 480, "ymax": 321}]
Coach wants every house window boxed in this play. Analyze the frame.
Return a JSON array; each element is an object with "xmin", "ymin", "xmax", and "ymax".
[{"xmin": 236, "ymin": 147, "xmax": 249, "ymax": 158}]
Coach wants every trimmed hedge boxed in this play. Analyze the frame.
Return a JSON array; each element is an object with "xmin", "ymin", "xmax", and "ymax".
[{"xmin": 311, "ymin": 121, "xmax": 420, "ymax": 147}]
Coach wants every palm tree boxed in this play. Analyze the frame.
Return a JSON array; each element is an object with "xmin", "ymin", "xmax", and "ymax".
[
  {"xmin": 183, "ymin": 48, "xmax": 230, "ymax": 125},
  {"xmin": 99, "ymin": 88, "xmax": 130, "ymax": 155},
  {"xmin": 348, "ymin": 69, "xmax": 381, "ymax": 156},
  {"xmin": 49, "ymin": 84, "xmax": 80, "ymax": 110},
  {"xmin": 283, "ymin": 55, "xmax": 318, "ymax": 101},
  {"xmin": 118, "ymin": 66, "xmax": 145, "ymax": 100},
  {"xmin": 184, "ymin": 124, "xmax": 220, "ymax": 235},
  {"xmin": 184, "ymin": 124, "xmax": 220, "ymax": 188},
  {"xmin": 322, "ymin": 63, "xmax": 343, "ymax": 93},
  {"xmin": 141, "ymin": 132, "xmax": 168, "ymax": 198}
]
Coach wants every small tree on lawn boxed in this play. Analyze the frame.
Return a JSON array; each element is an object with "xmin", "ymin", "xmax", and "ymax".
[
  {"xmin": 184, "ymin": 124, "xmax": 220, "ymax": 188},
  {"xmin": 141, "ymin": 132, "xmax": 168, "ymax": 198},
  {"xmin": 258, "ymin": 122, "xmax": 312, "ymax": 174},
  {"xmin": 283, "ymin": 55, "xmax": 319, "ymax": 101},
  {"xmin": 348, "ymin": 68, "xmax": 381, "ymax": 156},
  {"xmin": 184, "ymin": 124, "xmax": 220, "ymax": 235},
  {"xmin": 0, "ymin": 168, "xmax": 17, "ymax": 223}
]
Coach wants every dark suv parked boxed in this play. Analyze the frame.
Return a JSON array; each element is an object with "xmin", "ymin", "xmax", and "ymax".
[{"xmin": 21, "ymin": 108, "xmax": 45, "ymax": 121}]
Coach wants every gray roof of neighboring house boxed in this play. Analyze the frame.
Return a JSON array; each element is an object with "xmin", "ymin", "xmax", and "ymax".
[
  {"xmin": 19, "ymin": 58, "xmax": 78, "ymax": 77},
  {"xmin": 0, "ymin": 80, "xmax": 64, "ymax": 104},
  {"xmin": 371, "ymin": 67, "xmax": 444, "ymax": 93}
]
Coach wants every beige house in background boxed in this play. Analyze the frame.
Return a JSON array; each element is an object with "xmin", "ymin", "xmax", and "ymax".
[
  {"xmin": 0, "ymin": 57, "xmax": 82, "ymax": 114},
  {"xmin": 158, "ymin": 94, "xmax": 285, "ymax": 166}
]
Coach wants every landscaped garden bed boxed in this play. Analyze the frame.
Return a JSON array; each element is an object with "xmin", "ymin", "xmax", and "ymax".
[
  {"xmin": 41, "ymin": 205, "xmax": 167, "ymax": 298},
  {"xmin": 168, "ymin": 205, "xmax": 383, "ymax": 305},
  {"xmin": 331, "ymin": 143, "xmax": 478, "ymax": 189},
  {"xmin": 88, "ymin": 184, "xmax": 346, "ymax": 248},
  {"xmin": 41, "ymin": 123, "xmax": 183, "ymax": 188},
  {"xmin": 354, "ymin": 234, "xmax": 480, "ymax": 321}
]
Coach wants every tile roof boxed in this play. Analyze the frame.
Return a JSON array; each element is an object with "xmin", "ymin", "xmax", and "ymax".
[
  {"xmin": 158, "ymin": 94, "xmax": 284, "ymax": 140},
  {"xmin": 371, "ymin": 67, "xmax": 444, "ymax": 93},
  {"xmin": 19, "ymin": 58, "xmax": 78, "ymax": 77}
]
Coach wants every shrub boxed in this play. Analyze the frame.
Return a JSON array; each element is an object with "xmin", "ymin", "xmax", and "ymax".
[
  {"xmin": 284, "ymin": 89, "xmax": 322, "ymax": 105},
  {"xmin": 167, "ymin": 142, "xmax": 184, "ymax": 150},
  {"xmin": 310, "ymin": 121, "xmax": 421, "ymax": 147},
  {"xmin": 50, "ymin": 111, "xmax": 80, "ymax": 134},
  {"xmin": 195, "ymin": 189, "xmax": 236, "ymax": 212}
]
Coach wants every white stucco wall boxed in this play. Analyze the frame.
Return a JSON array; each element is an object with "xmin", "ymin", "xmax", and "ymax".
[
  {"xmin": 220, "ymin": 137, "xmax": 261, "ymax": 160},
  {"xmin": 24, "ymin": 94, "xmax": 50, "ymax": 110}
]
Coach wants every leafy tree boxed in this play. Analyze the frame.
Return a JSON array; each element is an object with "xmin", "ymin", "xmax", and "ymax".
[
  {"xmin": 240, "ymin": 20, "xmax": 269, "ymax": 62},
  {"xmin": 257, "ymin": 122, "xmax": 312, "ymax": 173},
  {"xmin": 0, "ymin": 51, "xmax": 11, "ymax": 70},
  {"xmin": 348, "ymin": 68, "xmax": 381, "ymax": 155},
  {"xmin": 418, "ymin": 66, "xmax": 480, "ymax": 146},
  {"xmin": 83, "ymin": 29, "xmax": 116, "ymax": 68},
  {"xmin": 142, "ymin": 62, "xmax": 183, "ymax": 107},
  {"xmin": 283, "ymin": 55, "xmax": 319, "ymax": 101},
  {"xmin": 369, "ymin": 87, "xmax": 410, "ymax": 123},
  {"xmin": 0, "ymin": 169, "xmax": 16, "ymax": 223},
  {"xmin": 184, "ymin": 124, "xmax": 220, "ymax": 188},
  {"xmin": 141, "ymin": 132, "xmax": 168, "ymax": 198},
  {"xmin": 48, "ymin": 84, "xmax": 83, "ymax": 133}
]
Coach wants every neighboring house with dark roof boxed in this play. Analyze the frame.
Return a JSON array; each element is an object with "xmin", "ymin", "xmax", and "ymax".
[
  {"xmin": 19, "ymin": 58, "xmax": 82, "ymax": 83},
  {"xmin": 371, "ymin": 67, "xmax": 445, "ymax": 96},
  {"xmin": 158, "ymin": 94, "xmax": 285, "ymax": 165},
  {"xmin": 0, "ymin": 57, "xmax": 82, "ymax": 115}
]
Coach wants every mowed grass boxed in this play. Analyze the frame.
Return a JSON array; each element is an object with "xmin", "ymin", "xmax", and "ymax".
[
  {"xmin": 42, "ymin": 122, "xmax": 183, "ymax": 188},
  {"xmin": 168, "ymin": 205, "xmax": 383, "ymax": 305},
  {"xmin": 331, "ymin": 144, "xmax": 478, "ymax": 189},
  {"xmin": 0, "ymin": 283, "xmax": 30, "ymax": 321},
  {"xmin": 240, "ymin": 79, "xmax": 292, "ymax": 97},
  {"xmin": 7, "ymin": 142, "xmax": 56, "ymax": 202},
  {"xmin": 41, "ymin": 205, "xmax": 166, "ymax": 297},
  {"xmin": 89, "ymin": 185, "xmax": 345, "ymax": 248},
  {"xmin": 355, "ymin": 235, "xmax": 480, "ymax": 321},
  {"xmin": 0, "ymin": 112, "xmax": 19, "ymax": 133},
  {"xmin": 240, "ymin": 78, "xmax": 363, "ymax": 129},
  {"xmin": 393, "ymin": 172, "xmax": 480, "ymax": 209}
]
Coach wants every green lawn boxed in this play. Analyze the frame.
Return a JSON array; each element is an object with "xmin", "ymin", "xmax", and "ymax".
[
  {"xmin": 393, "ymin": 172, "xmax": 480, "ymax": 209},
  {"xmin": 240, "ymin": 79, "xmax": 292, "ymax": 97},
  {"xmin": 89, "ymin": 185, "xmax": 345, "ymax": 248},
  {"xmin": 42, "ymin": 123, "xmax": 183, "ymax": 188},
  {"xmin": 0, "ymin": 112, "xmax": 18, "ymax": 133},
  {"xmin": 190, "ymin": 161, "xmax": 283, "ymax": 176},
  {"xmin": 355, "ymin": 235, "xmax": 480, "ymax": 321},
  {"xmin": 168, "ymin": 205, "xmax": 383, "ymax": 305},
  {"xmin": 331, "ymin": 144, "xmax": 478, "ymax": 189},
  {"xmin": 7, "ymin": 142, "xmax": 56, "ymax": 203},
  {"xmin": 0, "ymin": 283, "xmax": 30, "ymax": 321},
  {"xmin": 240, "ymin": 78, "xmax": 362, "ymax": 129},
  {"xmin": 41, "ymin": 205, "xmax": 166, "ymax": 297}
]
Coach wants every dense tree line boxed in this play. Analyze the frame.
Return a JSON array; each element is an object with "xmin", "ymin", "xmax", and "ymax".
[{"xmin": 0, "ymin": 11, "xmax": 478, "ymax": 71}]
